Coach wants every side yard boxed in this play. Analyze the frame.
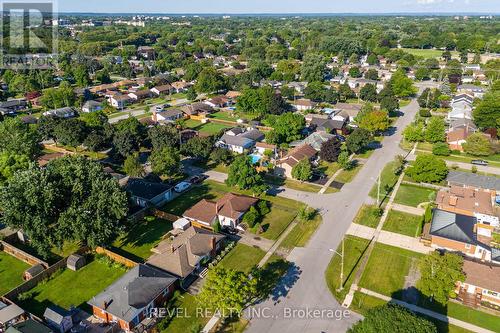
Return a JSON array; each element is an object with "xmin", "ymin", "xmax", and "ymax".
[
  {"xmin": 393, "ymin": 184, "xmax": 436, "ymax": 208},
  {"xmin": 382, "ymin": 210, "xmax": 424, "ymax": 237}
]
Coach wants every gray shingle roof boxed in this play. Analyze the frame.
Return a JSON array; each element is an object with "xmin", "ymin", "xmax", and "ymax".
[
  {"xmin": 430, "ymin": 209, "xmax": 476, "ymax": 244},
  {"xmin": 88, "ymin": 264, "xmax": 177, "ymax": 323},
  {"xmin": 447, "ymin": 171, "xmax": 500, "ymax": 191},
  {"xmin": 124, "ymin": 178, "xmax": 172, "ymax": 200},
  {"xmin": 219, "ymin": 134, "xmax": 254, "ymax": 148},
  {"xmin": 43, "ymin": 306, "xmax": 68, "ymax": 325}
]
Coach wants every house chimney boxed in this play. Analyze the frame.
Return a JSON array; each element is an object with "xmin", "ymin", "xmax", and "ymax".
[{"xmin": 171, "ymin": 244, "xmax": 175, "ymax": 253}]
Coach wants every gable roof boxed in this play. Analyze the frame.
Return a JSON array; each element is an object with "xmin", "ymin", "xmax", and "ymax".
[
  {"xmin": 124, "ymin": 178, "xmax": 172, "ymax": 200},
  {"xmin": 240, "ymin": 129, "xmax": 265, "ymax": 142},
  {"xmin": 310, "ymin": 117, "xmax": 346, "ymax": 131},
  {"xmin": 43, "ymin": 306, "xmax": 69, "ymax": 324},
  {"xmin": 279, "ymin": 144, "xmax": 317, "ymax": 167},
  {"xmin": 219, "ymin": 134, "xmax": 255, "ymax": 148},
  {"xmin": 216, "ymin": 193, "xmax": 259, "ymax": 220},
  {"xmin": 463, "ymin": 259, "xmax": 500, "ymax": 293},
  {"xmin": 147, "ymin": 226, "xmax": 225, "ymax": 278},
  {"xmin": 88, "ymin": 264, "xmax": 177, "ymax": 322},
  {"xmin": 183, "ymin": 199, "xmax": 218, "ymax": 224},
  {"xmin": 0, "ymin": 304, "xmax": 24, "ymax": 324},
  {"xmin": 157, "ymin": 109, "xmax": 183, "ymax": 119},
  {"xmin": 430, "ymin": 209, "xmax": 477, "ymax": 244}
]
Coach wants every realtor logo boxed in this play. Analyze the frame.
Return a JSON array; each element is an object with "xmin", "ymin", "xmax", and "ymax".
[{"xmin": 0, "ymin": 0, "xmax": 58, "ymax": 69}]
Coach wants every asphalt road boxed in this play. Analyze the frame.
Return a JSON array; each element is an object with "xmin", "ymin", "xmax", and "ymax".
[{"xmin": 244, "ymin": 99, "xmax": 421, "ymax": 333}]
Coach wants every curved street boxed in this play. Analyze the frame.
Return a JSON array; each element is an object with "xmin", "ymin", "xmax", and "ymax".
[{"xmin": 245, "ymin": 98, "xmax": 421, "ymax": 333}]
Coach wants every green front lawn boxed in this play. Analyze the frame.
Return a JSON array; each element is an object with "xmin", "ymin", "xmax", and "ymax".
[
  {"xmin": 265, "ymin": 175, "xmax": 322, "ymax": 193},
  {"xmin": 353, "ymin": 205, "xmax": 382, "ymax": 228},
  {"xmin": 162, "ymin": 180, "xmax": 301, "ymax": 240},
  {"xmin": 359, "ymin": 242, "xmax": 423, "ymax": 298},
  {"xmin": 394, "ymin": 184, "xmax": 436, "ymax": 207},
  {"xmin": 318, "ymin": 161, "xmax": 341, "ymax": 177},
  {"xmin": 158, "ymin": 293, "xmax": 209, "ymax": 333},
  {"xmin": 382, "ymin": 210, "xmax": 424, "ymax": 237},
  {"xmin": 369, "ymin": 161, "xmax": 400, "ymax": 203},
  {"xmin": 219, "ymin": 243, "xmax": 266, "ymax": 273},
  {"xmin": 446, "ymin": 301, "xmax": 500, "ymax": 333},
  {"xmin": 17, "ymin": 255, "xmax": 127, "ymax": 316},
  {"xmin": 111, "ymin": 217, "xmax": 173, "ymax": 262},
  {"xmin": 325, "ymin": 236, "xmax": 371, "ymax": 302},
  {"xmin": 0, "ymin": 251, "xmax": 30, "ymax": 295},
  {"xmin": 335, "ymin": 164, "xmax": 362, "ymax": 184},
  {"xmin": 280, "ymin": 215, "xmax": 322, "ymax": 250}
]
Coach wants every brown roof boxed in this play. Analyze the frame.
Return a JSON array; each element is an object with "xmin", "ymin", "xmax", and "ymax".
[
  {"xmin": 183, "ymin": 193, "xmax": 258, "ymax": 224},
  {"xmin": 436, "ymin": 186, "xmax": 495, "ymax": 216},
  {"xmin": 208, "ymin": 95, "xmax": 229, "ymax": 105},
  {"xmin": 463, "ymin": 260, "xmax": 500, "ymax": 294},
  {"xmin": 129, "ymin": 90, "xmax": 151, "ymax": 98},
  {"xmin": 335, "ymin": 103, "xmax": 363, "ymax": 111},
  {"xmin": 172, "ymin": 81, "xmax": 189, "ymax": 89},
  {"xmin": 256, "ymin": 142, "xmax": 276, "ymax": 150},
  {"xmin": 183, "ymin": 199, "xmax": 218, "ymax": 224},
  {"xmin": 38, "ymin": 152, "xmax": 65, "ymax": 167},
  {"xmin": 152, "ymin": 84, "xmax": 173, "ymax": 93},
  {"xmin": 147, "ymin": 226, "xmax": 225, "ymax": 278},
  {"xmin": 294, "ymin": 98, "xmax": 316, "ymax": 107},
  {"xmin": 447, "ymin": 128, "xmax": 472, "ymax": 143},
  {"xmin": 279, "ymin": 144, "xmax": 317, "ymax": 168},
  {"xmin": 226, "ymin": 91, "xmax": 242, "ymax": 99}
]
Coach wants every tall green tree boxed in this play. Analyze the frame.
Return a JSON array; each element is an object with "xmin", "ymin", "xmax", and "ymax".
[
  {"xmin": 149, "ymin": 147, "xmax": 181, "ymax": 178},
  {"xmin": 462, "ymin": 133, "xmax": 492, "ymax": 156},
  {"xmin": 0, "ymin": 156, "xmax": 128, "ymax": 257},
  {"xmin": 226, "ymin": 155, "xmax": 267, "ymax": 194},
  {"xmin": 407, "ymin": 155, "xmax": 448, "ymax": 183},
  {"xmin": 123, "ymin": 153, "xmax": 145, "ymax": 177},
  {"xmin": 425, "ymin": 117, "xmax": 446, "ymax": 143},
  {"xmin": 390, "ymin": 69, "xmax": 416, "ymax": 97},
  {"xmin": 0, "ymin": 118, "xmax": 40, "ymax": 158},
  {"xmin": 473, "ymin": 91, "xmax": 500, "ymax": 129},
  {"xmin": 417, "ymin": 252, "xmax": 465, "ymax": 306},
  {"xmin": 346, "ymin": 128, "xmax": 372, "ymax": 154},
  {"xmin": 301, "ymin": 53, "xmax": 326, "ymax": 82},
  {"xmin": 292, "ymin": 158, "xmax": 313, "ymax": 181}
]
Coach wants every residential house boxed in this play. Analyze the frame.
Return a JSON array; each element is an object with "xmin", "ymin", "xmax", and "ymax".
[
  {"xmin": 452, "ymin": 93, "xmax": 474, "ymax": 105},
  {"xmin": 137, "ymin": 46, "xmax": 155, "ymax": 59},
  {"xmin": 427, "ymin": 209, "xmax": 495, "ymax": 262},
  {"xmin": 81, "ymin": 100, "xmax": 103, "ymax": 113},
  {"xmin": 458, "ymin": 84, "xmax": 485, "ymax": 98},
  {"xmin": 447, "ymin": 127, "xmax": 475, "ymax": 151},
  {"xmin": 109, "ymin": 94, "xmax": 132, "ymax": 109},
  {"xmin": 182, "ymin": 103, "xmax": 214, "ymax": 117},
  {"xmin": 225, "ymin": 90, "xmax": 242, "ymax": 101},
  {"xmin": 43, "ymin": 306, "xmax": 72, "ymax": 333},
  {"xmin": 333, "ymin": 103, "xmax": 362, "ymax": 123},
  {"xmin": 216, "ymin": 127, "xmax": 265, "ymax": 154},
  {"xmin": 287, "ymin": 82, "xmax": 308, "ymax": 95},
  {"xmin": 455, "ymin": 259, "xmax": 500, "ymax": 308},
  {"xmin": 42, "ymin": 107, "xmax": 75, "ymax": 118},
  {"xmin": 310, "ymin": 116, "xmax": 347, "ymax": 135},
  {"xmin": 446, "ymin": 171, "xmax": 500, "ymax": 192},
  {"xmin": 183, "ymin": 193, "xmax": 259, "ymax": 229},
  {"xmin": 128, "ymin": 90, "xmax": 151, "ymax": 101},
  {"xmin": 291, "ymin": 131, "xmax": 335, "ymax": 151},
  {"xmin": 204, "ymin": 95, "xmax": 230, "ymax": 108},
  {"xmin": 152, "ymin": 109, "xmax": 184, "ymax": 124},
  {"xmin": 275, "ymin": 144, "xmax": 317, "ymax": 178},
  {"xmin": 0, "ymin": 99, "xmax": 27, "ymax": 115},
  {"xmin": 150, "ymin": 84, "xmax": 173, "ymax": 96},
  {"xmin": 147, "ymin": 226, "xmax": 225, "ymax": 282},
  {"xmin": 255, "ymin": 142, "xmax": 277, "ymax": 157},
  {"xmin": 293, "ymin": 98, "xmax": 317, "ymax": 111},
  {"xmin": 88, "ymin": 264, "xmax": 177, "ymax": 332},
  {"xmin": 171, "ymin": 81, "xmax": 190, "ymax": 93},
  {"xmin": 25, "ymin": 91, "xmax": 41, "ymax": 107},
  {"xmin": 448, "ymin": 102, "xmax": 473, "ymax": 121},
  {"xmin": 435, "ymin": 186, "xmax": 499, "ymax": 227},
  {"xmin": 123, "ymin": 178, "xmax": 174, "ymax": 208}
]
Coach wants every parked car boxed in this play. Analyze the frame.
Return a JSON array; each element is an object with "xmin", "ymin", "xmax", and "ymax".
[
  {"xmin": 174, "ymin": 181, "xmax": 192, "ymax": 193},
  {"xmin": 155, "ymin": 105, "xmax": 164, "ymax": 112},
  {"xmin": 187, "ymin": 175, "xmax": 207, "ymax": 184},
  {"xmin": 471, "ymin": 160, "xmax": 488, "ymax": 166}
]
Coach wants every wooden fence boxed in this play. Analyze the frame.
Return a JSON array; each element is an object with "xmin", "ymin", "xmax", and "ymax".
[
  {"xmin": 152, "ymin": 209, "xmax": 179, "ymax": 222},
  {"xmin": 3, "ymin": 247, "xmax": 89, "ymax": 300},
  {"xmin": 0, "ymin": 237, "xmax": 48, "ymax": 268},
  {"xmin": 95, "ymin": 246, "xmax": 138, "ymax": 268}
]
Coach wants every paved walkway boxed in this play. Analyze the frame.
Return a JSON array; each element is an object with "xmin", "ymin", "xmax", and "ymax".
[
  {"xmin": 346, "ymin": 224, "xmax": 432, "ymax": 255},
  {"xmin": 392, "ymin": 203, "xmax": 425, "ymax": 215},
  {"xmin": 358, "ymin": 288, "xmax": 495, "ymax": 333}
]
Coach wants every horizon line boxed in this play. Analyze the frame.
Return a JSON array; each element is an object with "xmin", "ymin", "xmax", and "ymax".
[{"xmin": 55, "ymin": 11, "xmax": 498, "ymax": 15}]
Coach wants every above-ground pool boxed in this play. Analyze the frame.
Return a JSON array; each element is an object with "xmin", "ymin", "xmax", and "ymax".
[{"xmin": 249, "ymin": 154, "xmax": 262, "ymax": 164}]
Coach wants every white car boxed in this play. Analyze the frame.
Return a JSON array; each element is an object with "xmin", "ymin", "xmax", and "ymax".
[{"xmin": 174, "ymin": 181, "xmax": 191, "ymax": 193}]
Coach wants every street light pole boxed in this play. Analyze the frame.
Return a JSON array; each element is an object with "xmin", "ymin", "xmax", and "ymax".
[{"xmin": 339, "ymin": 237, "xmax": 344, "ymax": 291}]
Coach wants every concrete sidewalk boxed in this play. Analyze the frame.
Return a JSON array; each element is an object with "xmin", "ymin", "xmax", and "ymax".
[
  {"xmin": 346, "ymin": 223, "xmax": 432, "ymax": 254},
  {"xmin": 358, "ymin": 288, "xmax": 495, "ymax": 333}
]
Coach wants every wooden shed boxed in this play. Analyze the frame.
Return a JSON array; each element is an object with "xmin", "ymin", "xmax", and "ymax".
[
  {"xmin": 66, "ymin": 254, "xmax": 85, "ymax": 271},
  {"xmin": 23, "ymin": 263, "xmax": 44, "ymax": 281}
]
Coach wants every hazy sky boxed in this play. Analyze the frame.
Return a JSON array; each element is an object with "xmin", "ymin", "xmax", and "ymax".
[{"xmin": 58, "ymin": 0, "xmax": 499, "ymax": 14}]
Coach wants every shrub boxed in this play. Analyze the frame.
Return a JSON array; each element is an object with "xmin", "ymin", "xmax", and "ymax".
[
  {"xmin": 432, "ymin": 142, "xmax": 451, "ymax": 156},
  {"xmin": 257, "ymin": 201, "xmax": 270, "ymax": 216},
  {"xmin": 419, "ymin": 108, "xmax": 431, "ymax": 117}
]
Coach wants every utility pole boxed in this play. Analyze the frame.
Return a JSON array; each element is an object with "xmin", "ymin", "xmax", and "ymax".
[
  {"xmin": 376, "ymin": 169, "xmax": 381, "ymax": 207},
  {"xmin": 339, "ymin": 237, "xmax": 344, "ymax": 291}
]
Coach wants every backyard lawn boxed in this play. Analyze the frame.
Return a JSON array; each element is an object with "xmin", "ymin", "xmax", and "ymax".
[
  {"xmin": 162, "ymin": 180, "xmax": 301, "ymax": 240},
  {"xmin": 219, "ymin": 243, "xmax": 266, "ymax": 273},
  {"xmin": 185, "ymin": 119, "xmax": 232, "ymax": 135},
  {"xmin": 210, "ymin": 111, "xmax": 238, "ymax": 122},
  {"xmin": 111, "ymin": 217, "xmax": 173, "ymax": 262},
  {"xmin": 325, "ymin": 236, "xmax": 371, "ymax": 302},
  {"xmin": 359, "ymin": 242, "xmax": 423, "ymax": 298},
  {"xmin": 394, "ymin": 184, "xmax": 436, "ymax": 207},
  {"xmin": 17, "ymin": 256, "xmax": 127, "ymax": 316},
  {"xmin": 353, "ymin": 205, "xmax": 381, "ymax": 228},
  {"xmin": 400, "ymin": 48, "xmax": 458, "ymax": 59},
  {"xmin": 0, "ymin": 251, "xmax": 30, "ymax": 295},
  {"xmin": 382, "ymin": 210, "xmax": 424, "ymax": 237},
  {"xmin": 280, "ymin": 215, "xmax": 322, "ymax": 250}
]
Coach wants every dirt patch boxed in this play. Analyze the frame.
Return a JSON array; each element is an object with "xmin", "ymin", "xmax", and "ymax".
[{"xmin": 402, "ymin": 258, "xmax": 421, "ymax": 304}]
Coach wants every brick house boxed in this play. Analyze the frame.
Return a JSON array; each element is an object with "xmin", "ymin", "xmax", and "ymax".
[
  {"xmin": 455, "ymin": 259, "xmax": 500, "ymax": 309},
  {"xmin": 275, "ymin": 144, "xmax": 317, "ymax": 178},
  {"xmin": 88, "ymin": 264, "xmax": 177, "ymax": 332}
]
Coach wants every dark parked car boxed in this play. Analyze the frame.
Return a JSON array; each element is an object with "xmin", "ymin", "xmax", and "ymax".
[
  {"xmin": 187, "ymin": 174, "xmax": 208, "ymax": 184},
  {"xmin": 471, "ymin": 160, "xmax": 488, "ymax": 166}
]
